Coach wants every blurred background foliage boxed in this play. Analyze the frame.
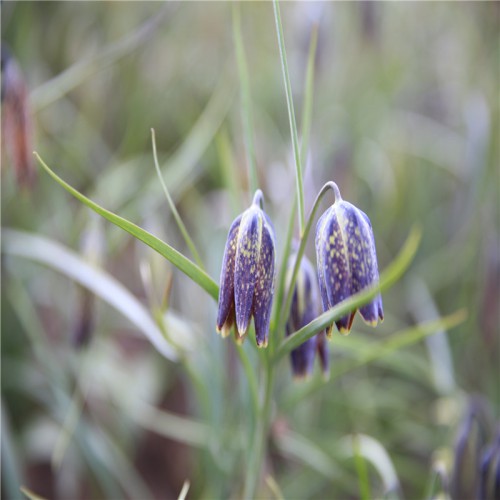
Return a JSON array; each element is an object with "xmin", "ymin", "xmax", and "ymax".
[{"xmin": 1, "ymin": 2, "xmax": 499, "ymax": 499}]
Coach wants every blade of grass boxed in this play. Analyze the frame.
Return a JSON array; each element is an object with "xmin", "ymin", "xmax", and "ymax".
[
  {"xmin": 275, "ymin": 226, "xmax": 422, "ymax": 361},
  {"xmin": 300, "ymin": 23, "xmax": 319, "ymax": 167},
  {"xmin": 151, "ymin": 128, "xmax": 204, "ymax": 268},
  {"xmin": 273, "ymin": 0, "xmax": 305, "ymax": 234},
  {"xmin": 33, "ymin": 153, "xmax": 219, "ymax": 300},
  {"xmin": 2, "ymin": 228, "xmax": 178, "ymax": 360},
  {"xmin": 233, "ymin": 3, "xmax": 259, "ymax": 195},
  {"xmin": 265, "ymin": 475, "xmax": 285, "ymax": 500},
  {"xmin": 178, "ymin": 481, "xmax": 190, "ymax": 500},
  {"xmin": 339, "ymin": 434, "xmax": 400, "ymax": 498}
]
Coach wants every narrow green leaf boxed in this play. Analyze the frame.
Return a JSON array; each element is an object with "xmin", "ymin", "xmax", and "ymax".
[
  {"xmin": 300, "ymin": 23, "xmax": 319, "ymax": 167},
  {"xmin": 273, "ymin": 0, "xmax": 305, "ymax": 234},
  {"xmin": 274, "ymin": 226, "xmax": 422, "ymax": 360},
  {"xmin": 151, "ymin": 128, "xmax": 204, "ymax": 269},
  {"xmin": 34, "ymin": 152, "xmax": 219, "ymax": 300}
]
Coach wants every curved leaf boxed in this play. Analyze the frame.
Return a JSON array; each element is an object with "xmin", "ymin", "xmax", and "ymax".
[{"xmin": 34, "ymin": 153, "xmax": 219, "ymax": 300}]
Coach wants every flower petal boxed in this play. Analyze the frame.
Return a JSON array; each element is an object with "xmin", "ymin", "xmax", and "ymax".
[
  {"xmin": 323, "ymin": 205, "xmax": 353, "ymax": 334},
  {"xmin": 234, "ymin": 208, "xmax": 262, "ymax": 336},
  {"xmin": 216, "ymin": 215, "xmax": 241, "ymax": 333},
  {"xmin": 253, "ymin": 219, "xmax": 275, "ymax": 347},
  {"xmin": 341, "ymin": 203, "xmax": 383, "ymax": 326},
  {"xmin": 315, "ymin": 208, "xmax": 335, "ymax": 336}
]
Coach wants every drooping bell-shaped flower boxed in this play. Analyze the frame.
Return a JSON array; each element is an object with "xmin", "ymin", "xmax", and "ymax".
[
  {"xmin": 315, "ymin": 183, "xmax": 383, "ymax": 336},
  {"xmin": 285, "ymin": 251, "xmax": 329, "ymax": 379},
  {"xmin": 216, "ymin": 190, "xmax": 276, "ymax": 348}
]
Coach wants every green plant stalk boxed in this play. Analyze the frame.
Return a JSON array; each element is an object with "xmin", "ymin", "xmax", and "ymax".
[
  {"xmin": 233, "ymin": 3, "xmax": 259, "ymax": 195},
  {"xmin": 270, "ymin": 196, "xmax": 297, "ymax": 350},
  {"xmin": 273, "ymin": 0, "xmax": 305, "ymax": 235},
  {"xmin": 277, "ymin": 181, "xmax": 336, "ymax": 342},
  {"xmin": 242, "ymin": 358, "xmax": 274, "ymax": 500},
  {"xmin": 151, "ymin": 129, "xmax": 204, "ymax": 269},
  {"xmin": 300, "ymin": 23, "xmax": 319, "ymax": 168}
]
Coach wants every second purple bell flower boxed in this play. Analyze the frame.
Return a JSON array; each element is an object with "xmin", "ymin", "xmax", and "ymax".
[
  {"xmin": 216, "ymin": 190, "xmax": 276, "ymax": 348},
  {"xmin": 286, "ymin": 251, "xmax": 329, "ymax": 379},
  {"xmin": 315, "ymin": 183, "xmax": 384, "ymax": 336}
]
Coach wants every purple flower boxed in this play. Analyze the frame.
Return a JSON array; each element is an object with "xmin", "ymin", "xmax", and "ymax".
[
  {"xmin": 315, "ymin": 183, "xmax": 383, "ymax": 336},
  {"xmin": 286, "ymin": 251, "xmax": 329, "ymax": 379},
  {"xmin": 216, "ymin": 190, "xmax": 275, "ymax": 348}
]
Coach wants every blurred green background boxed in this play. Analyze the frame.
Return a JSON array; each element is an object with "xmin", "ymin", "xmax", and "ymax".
[{"xmin": 1, "ymin": 2, "xmax": 499, "ymax": 499}]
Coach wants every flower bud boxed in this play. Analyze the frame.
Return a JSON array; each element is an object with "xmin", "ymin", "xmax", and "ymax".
[
  {"xmin": 286, "ymin": 251, "xmax": 329, "ymax": 379},
  {"xmin": 315, "ymin": 183, "xmax": 383, "ymax": 336},
  {"xmin": 216, "ymin": 190, "xmax": 275, "ymax": 348}
]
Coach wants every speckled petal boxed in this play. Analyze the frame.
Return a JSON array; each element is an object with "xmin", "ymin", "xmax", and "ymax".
[
  {"xmin": 234, "ymin": 208, "xmax": 262, "ymax": 336},
  {"xmin": 340, "ymin": 202, "xmax": 383, "ymax": 326},
  {"xmin": 216, "ymin": 215, "xmax": 241, "ymax": 333},
  {"xmin": 253, "ymin": 219, "xmax": 275, "ymax": 347},
  {"xmin": 322, "ymin": 205, "xmax": 354, "ymax": 334},
  {"xmin": 315, "ymin": 208, "xmax": 335, "ymax": 336}
]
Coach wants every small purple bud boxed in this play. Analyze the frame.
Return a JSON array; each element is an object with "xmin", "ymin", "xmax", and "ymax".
[
  {"xmin": 315, "ymin": 183, "xmax": 383, "ymax": 336},
  {"xmin": 216, "ymin": 190, "xmax": 276, "ymax": 348},
  {"xmin": 285, "ymin": 251, "xmax": 329, "ymax": 379}
]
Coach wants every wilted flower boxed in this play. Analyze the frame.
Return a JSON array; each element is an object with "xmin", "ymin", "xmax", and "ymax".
[
  {"xmin": 315, "ymin": 182, "xmax": 383, "ymax": 336},
  {"xmin": 216, "ymin": 190, "xmax": 275, "ymax": 348},
  {"xmin": 1, "ymin": 45, "xmax": 35, "ymax": 189},
  {"xmin": 286, "ymin": 251, "xmax": 329, "ymax": 379}
]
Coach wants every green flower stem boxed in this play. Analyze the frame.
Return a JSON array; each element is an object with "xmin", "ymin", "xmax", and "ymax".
[
  {"xmin": 233, "ymin": 3, "xmax": 259, "ymax": 196},
  {"xmin": 278, "ymin": 181, "xmax": 336, "ymax": 342},
  {"xmin": 273, "ymin": 0, "xmax": 305, "ymax": 235},
  {"xmin": 151, "ymin": 129, "xmax": 204, "ymax": 269},
  {"xmin": 270, "ymin": 197, "xmax": 297, "ymax": 350},
  {"xmin": 242, "ymin": 355, "xmax": 274, "ymax": 500}
]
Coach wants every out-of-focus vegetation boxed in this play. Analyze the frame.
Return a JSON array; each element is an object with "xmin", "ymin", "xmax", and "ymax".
[{"xmin": 1, "ymin": 2, "xmax": 499, "ymax": 499}]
